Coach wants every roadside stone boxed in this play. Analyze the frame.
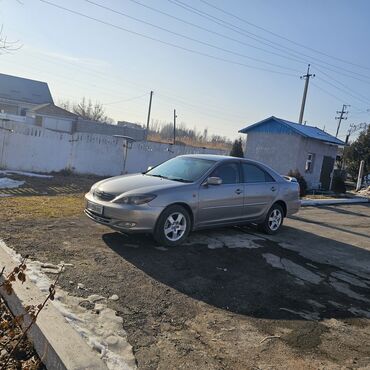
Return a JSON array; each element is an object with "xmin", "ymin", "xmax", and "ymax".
[
  {"xmin": 79, "ymin": 300, "xmax": 95, "ymax": 310},
  {"xmin": 77, "ymin": 283, "xmax": 85, "ymax": 290},
  {"xmin": 105, "ymin": 335, "xmax": 119, "ymax": 346},
  {"xmin": 109, "ymin": 294, "xmax": 119, "ymax": 301}
]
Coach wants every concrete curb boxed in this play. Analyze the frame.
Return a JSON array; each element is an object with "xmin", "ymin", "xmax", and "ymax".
[
  {"xmin": 0, "ymin": 245, "xmax": 108, "ymax": 370},
  {"xmin": 301, "ymin": 197, "xmax": 369, "ymax": 207}
]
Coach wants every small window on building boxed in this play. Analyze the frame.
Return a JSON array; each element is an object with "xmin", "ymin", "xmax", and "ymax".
[
  {"xmin": 305, "ymin": 153, "xmax": 315, "ymax": 173},
  {"xmin": 20, "ymin": 108, "xmax": 28, "ymax": 116}
]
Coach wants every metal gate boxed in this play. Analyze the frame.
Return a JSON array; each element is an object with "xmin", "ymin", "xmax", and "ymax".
[{"xmin": 320, "ymin": 156, "xmax": 335, "ymax": 190}]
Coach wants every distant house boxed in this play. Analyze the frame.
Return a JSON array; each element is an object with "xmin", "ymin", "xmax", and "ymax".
[
  {"xmin": 0, "ymin": 73, "xmax": 145, "ymax": 141},
  {"xmin": 27, "ymin": 103, "xmax": 78, "ymax": 133},
  {"xmin": 0, "ymin": 73, "xmax": 53, "ymax": 116},
  {"xmin": 239, "ymin": 116, "xmax": 346, "ymax": 190}
]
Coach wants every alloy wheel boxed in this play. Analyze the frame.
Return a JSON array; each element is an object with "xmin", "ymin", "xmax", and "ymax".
[
  {"xmin": 164, "ymin": 212, "xmax": 187, "ymax": 241},
  {"xmin": 268, "ymin": 209, "xmax": 282, "ymax": 231}
]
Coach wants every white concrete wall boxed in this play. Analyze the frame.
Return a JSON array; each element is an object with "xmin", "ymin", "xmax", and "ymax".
[
  {"xmin": 244, "ymin": 131, "xmax": 338, "ymax": 189},
  {"xmin": 244, "ymin": 131, "xmax": 302, "ymax": 174},
  {"xmin": 0, "ymin": 120, "xmax": 226, "ymax": 176}
]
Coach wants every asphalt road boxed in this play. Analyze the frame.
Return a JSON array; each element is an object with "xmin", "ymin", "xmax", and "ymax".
[{"xmin": 1, "ymin": 202, "xmax": 370, "ymax": 369}]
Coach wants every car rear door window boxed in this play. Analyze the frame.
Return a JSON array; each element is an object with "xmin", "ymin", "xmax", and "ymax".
[
  {"xmin": 211, "ymin": 163, "xmax": 240, "ymax": 184},
  {"xmin": 242, "ymin": 163, "xmax": 275, "ymax": 183}
]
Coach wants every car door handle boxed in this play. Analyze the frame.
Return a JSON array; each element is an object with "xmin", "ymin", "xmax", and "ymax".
[
  {"xmin": 235, "ymin": 189, "xmax": 243, "ymax": 195},
  {"xmin": 271, "ymin": 186, "xmax": 276, "ymax": 192}
]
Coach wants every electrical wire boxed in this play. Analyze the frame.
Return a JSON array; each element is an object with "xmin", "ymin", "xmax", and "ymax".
[
  {"xmin": 126, "ymin": 0, "xmax": 307, "ymax": 66},
  {"xmin": 83, "ymin": 0, "xmax": 300, "ymax": 73},
  {"xmin": 168, "ymin": 0, "xmax": 370, "ymax": 81},
  {"xmin": 39, "ymin": 0, "xmax": 298, "ymax": 77},
  {"xmin": 103, "ymin": 93, "xmax": 148, "ymax": 105},
  {"xmin": 199, "ymin": 0, "xmax": 370, "ymax": 72}
]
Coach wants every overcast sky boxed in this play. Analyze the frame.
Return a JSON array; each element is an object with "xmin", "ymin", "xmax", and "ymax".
[{"xmin": 1, "ymin": 0, "xmax": 369, "ymax": 140}]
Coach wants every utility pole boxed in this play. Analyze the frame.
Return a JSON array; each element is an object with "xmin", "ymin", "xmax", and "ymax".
[
  {"xmin": 299, "ymin": 64, "xmax": 315, "ymax": 124},
  {"xmin": 335, "ymin": 104, "xmax": 350, "ymax": 138},
  {"xmin": 146, "ymin": 91, "xmax": 153, "ymax": 140},
  {"xmin": 173, "ymin": 109, "xmax": 177, "ymax": 144}
]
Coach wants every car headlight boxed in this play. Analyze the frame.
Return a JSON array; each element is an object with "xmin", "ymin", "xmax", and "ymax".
[{"xmin": 113, "ymin": 194, "xmax": 157, "ymax": 205}]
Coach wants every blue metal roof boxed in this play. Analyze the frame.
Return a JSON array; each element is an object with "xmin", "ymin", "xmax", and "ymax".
[
  {"xmin": 0, "ymin": 73, "xmax": 53, "ymax": 105},
  {"xmin": 239, "ymin": 116, "xmax": 345, "ymax": 146}
]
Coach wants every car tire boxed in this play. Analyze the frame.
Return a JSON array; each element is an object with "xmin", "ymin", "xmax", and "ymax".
[
  {"xmin": 258, "ymin": 203, "xmax": 284, "ymax": 235},
  {"xmin": 154, "ymin": 205, "xmax": 191, "ymax": 247}
]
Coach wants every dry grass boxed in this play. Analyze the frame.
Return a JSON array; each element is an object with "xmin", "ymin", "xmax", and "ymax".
[
  {"xmin": 147, "ymin": 133, "xmax": 231, "ymax": 151},
  {"xmin": 0, "ymin": 194, "xmax": 85, "ymax": 222}
]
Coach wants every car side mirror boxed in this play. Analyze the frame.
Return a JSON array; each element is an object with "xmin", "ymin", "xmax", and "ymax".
[{"xmin": 206, "ymin": 176, "xmax": 222, "ymax": 185}]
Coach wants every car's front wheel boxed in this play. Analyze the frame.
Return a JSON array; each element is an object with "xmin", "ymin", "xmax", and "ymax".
[
  {"xmin": 258, "ymin": 203, "xmax": 284, "ymax": 235},
  {"xmin": 154, "ymin": 205, "xmax": 191, "ymax": 246}
]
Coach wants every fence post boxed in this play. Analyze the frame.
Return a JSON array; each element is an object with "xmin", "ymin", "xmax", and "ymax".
[{"xmin": 356, "ymin": 160, "xmax": 365, "ymax": 191}]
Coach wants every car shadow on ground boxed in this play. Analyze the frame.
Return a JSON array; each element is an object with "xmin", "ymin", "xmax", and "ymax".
[{"xmin": 102, "ymin": 225, "xmax": 370, "ymax": 321}]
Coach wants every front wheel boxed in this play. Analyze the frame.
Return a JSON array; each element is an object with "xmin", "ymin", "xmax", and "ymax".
[
  {"xmin": 154, "ymin": 205, "xmax": 191, "ymax": 246},
  {"xmin": 258, "ymin": 204, "xmax": 284, "ymax": 235}
]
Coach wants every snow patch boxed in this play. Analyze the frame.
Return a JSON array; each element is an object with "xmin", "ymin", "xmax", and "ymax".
[
  {"xmin": 0, "ymin": 170, "xmax": 53, "ymax": 178},
  {"xmin": 0, "ymin": 240, "xmax": 136, "ymax": 370},
  {"xmin": 185, "ymin": 231, "xmax": 263, "ymax": 250},
  {"xmin": 0, "ymin": 177, "xmax": 25, "ymax": 189},
  {"xmin": 262, "ymin": 253, "xmax": 322, "ymax": 285},
  {"xmin": 329, "ymin": 277, "xmax": 370, "ymax": 303}
]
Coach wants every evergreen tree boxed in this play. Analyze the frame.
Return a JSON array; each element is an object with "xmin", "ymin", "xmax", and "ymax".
[
  {"xmin": 344, "ymin": 126, "xmax": 370, "ymax": 180},
  {"xmin": 230, "ymin": 138, "xmax": 244, "ymax": 158}
]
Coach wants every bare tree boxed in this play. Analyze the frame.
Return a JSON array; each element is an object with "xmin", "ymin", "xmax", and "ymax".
[
  {"xmin": 0, "ymin": 25, "xmax": 21, "ymax": 54},
  {"xmin": 59, "ymin": 97, "xmax": 114, "ymax": 124}
]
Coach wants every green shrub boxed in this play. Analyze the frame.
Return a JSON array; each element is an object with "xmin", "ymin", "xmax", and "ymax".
[
  {"xmin": 332, "ymin": 175, "xmax": 346, "ymax": 194},
  {"xmin": 287, "ymin": 169, "xmax": 307, "ymax": 197}
]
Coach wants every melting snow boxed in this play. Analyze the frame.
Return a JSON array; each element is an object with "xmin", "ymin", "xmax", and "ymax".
[
  {"xmin": 0, "ymin": 241, "xmax": 136, "ymax": 370},
  {"xmin": 0, "ymin": 170, "xmax": 53, "ymax": 178},
  {"xmin": 262, "ymin": 253, "xmax": 322, "ymax": 285},
  {"xmin": 185, "ymin": 231, "xmax": 264, "ymax": 250},
  {"xmin": 0, "ymin": 177, "xmax": 25, "ymax": 189}
]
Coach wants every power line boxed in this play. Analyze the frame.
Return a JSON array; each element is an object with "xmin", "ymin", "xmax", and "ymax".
[
  {"xmin": 127, "ymin": 0, "xmax": 306, "ymax": 66},
  {"xmin": 314, "ymin": 66, "xmax": 370, "ymax": 104},
  {"xmin": 39, "ymin": 0, "xmax": 298, "ymax": 77},
  {"xmin": 311, "ymin": 82, "xmax": 364, "ymax": 112},
  {"xmin": 3, "ymin": 46, "xmax": 250, "ymax": 122},
  {"xmin": 83, "ymin": 0, "xmax": 300, "ymax": 73},
  {"xmin": 199, "ymin": 0, "xmax": 370, "ymax": 72},
  {"xmin": 103, "ymin": 93, "xmax": 148, "ymax": 105},
  {"xmin": 316, "ymin": 75, "xmax": 370, "ymax": 106},
  {"xmin": 168, "ymin": 0, "xmax": 370, "ymax": 81},
  {"xmin": 128, "ymin": 0, "xmax": 370, "ymax": 93}
]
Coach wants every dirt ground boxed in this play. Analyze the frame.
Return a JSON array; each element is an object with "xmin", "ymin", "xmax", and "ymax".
[{"xmin": 1, "ymin": 174, "xmax": 370, "ymax": 370}]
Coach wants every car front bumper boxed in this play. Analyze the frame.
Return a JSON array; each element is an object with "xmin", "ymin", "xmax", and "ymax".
[{"xmin": 84, "ymin": 192, "xmax": 164, "ymax": 233}]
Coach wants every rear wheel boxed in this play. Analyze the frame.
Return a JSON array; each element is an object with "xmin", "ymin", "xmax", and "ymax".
[
  {"xmin": 258, "ymin": 203, "xmax": 284, "ymax": 235},
  {"xmin": 154, "ymin": 205, "xmax": 191, "ymax": 246}
]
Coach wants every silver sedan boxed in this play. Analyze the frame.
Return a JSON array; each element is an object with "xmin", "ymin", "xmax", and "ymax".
[{"xmin": 85, "ymin": 154, "xmax": 300, "ymax": 246}]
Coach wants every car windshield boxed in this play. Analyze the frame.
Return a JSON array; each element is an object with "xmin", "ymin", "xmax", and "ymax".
[{"xmin": 145, "ymin": 157, "xmax": 215, "ymax": 183}]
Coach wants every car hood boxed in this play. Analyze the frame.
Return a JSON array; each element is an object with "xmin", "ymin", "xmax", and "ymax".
[{"xmin": 95, "ymin": 173, "xmax": 187, "ymax": 195}]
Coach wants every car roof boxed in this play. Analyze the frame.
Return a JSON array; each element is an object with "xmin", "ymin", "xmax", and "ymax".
[{"xmin": 179, "ymin": 154, "xmax": 236, "ymax": 161}]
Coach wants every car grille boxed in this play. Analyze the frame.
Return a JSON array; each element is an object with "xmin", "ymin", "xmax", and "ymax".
[{"xmin": 94, "ymin": 190, "xmax": 116, "ymax": 201}]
